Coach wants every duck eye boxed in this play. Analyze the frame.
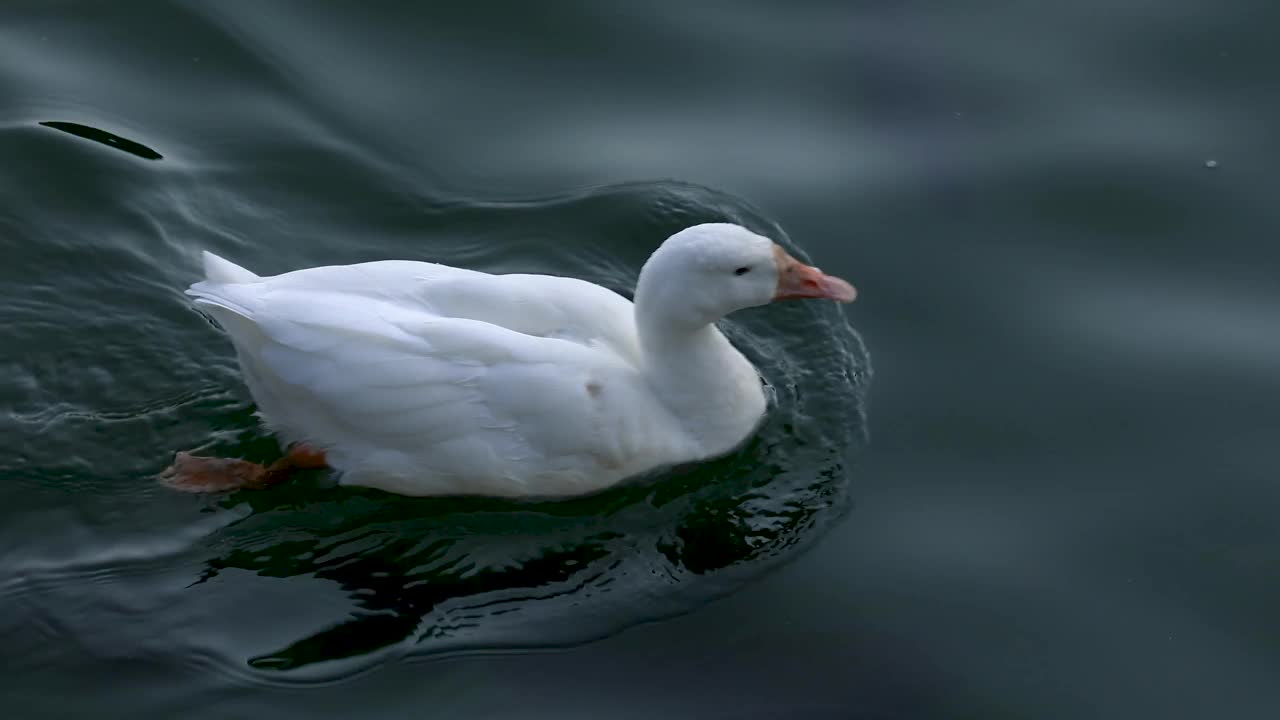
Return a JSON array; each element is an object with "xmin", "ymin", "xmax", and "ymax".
[{"xmin": 734, "ymin": 266, "xmax": 751, "ymax": 276}]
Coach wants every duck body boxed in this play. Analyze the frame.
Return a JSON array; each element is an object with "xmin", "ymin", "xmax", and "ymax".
[
  {"xmin": 188, "ymin": 252, "xmax": 759, "ymax": 496},
  {"xmin": 183, "ymin": 224, "xmax": 854, "ymax": 498}
]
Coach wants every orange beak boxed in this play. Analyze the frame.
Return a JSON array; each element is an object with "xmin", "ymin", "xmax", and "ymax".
[{"xmin": 772, "ymin": 245, "xmax": 857, "ymax": 303}]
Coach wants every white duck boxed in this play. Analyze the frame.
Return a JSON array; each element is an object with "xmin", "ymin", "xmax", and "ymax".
[{"xmin": 162, "ymin": 223, "xmax": 855, "ymax": 497}]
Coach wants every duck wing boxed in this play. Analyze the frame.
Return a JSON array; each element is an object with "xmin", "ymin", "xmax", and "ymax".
[{"xmin": 233, "ymin": 256, "xmax": 642, "ymax": 364}]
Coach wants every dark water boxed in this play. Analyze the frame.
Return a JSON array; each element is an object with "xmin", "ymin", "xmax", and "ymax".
[{"xmin": 3, "ymin": 1, "xmax": 1277, "ymax": 718}]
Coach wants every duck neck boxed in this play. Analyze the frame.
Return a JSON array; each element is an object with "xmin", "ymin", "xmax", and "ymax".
[{"xmin": 634, "ymin": 298, "xmax": 767, "ymax": 456}]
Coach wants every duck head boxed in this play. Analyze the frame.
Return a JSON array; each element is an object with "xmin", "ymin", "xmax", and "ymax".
[{"xmin": 635, "ymin": 223, "xmax": 855, "ymax": 329}]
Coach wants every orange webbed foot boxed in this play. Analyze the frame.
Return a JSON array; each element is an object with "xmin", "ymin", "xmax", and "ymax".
[
  {"xmin": 283, "ymin": 444, "xmax": 327, "ymax": 470},
  {"xmin": 159, "ymin": 445, "xmax": 328, "ymax": 493},
  {"xmin": 159, "ymin": 452, "xmax": 270, "ymax": 493}
]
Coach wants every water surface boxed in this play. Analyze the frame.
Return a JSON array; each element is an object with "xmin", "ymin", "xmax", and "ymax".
[{"xmin": 2, "ymin": 1, "xmax": 1278, "ymax": 718}]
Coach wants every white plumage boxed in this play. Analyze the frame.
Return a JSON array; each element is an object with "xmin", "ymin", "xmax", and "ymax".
[{"xmin": 183, "ymin": 223, "xmax": 855, "ymax": 497}]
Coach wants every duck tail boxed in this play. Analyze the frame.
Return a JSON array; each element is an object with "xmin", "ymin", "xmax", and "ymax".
[{"xmin": 200, "ymin": 250, "xmax": 260, "ymax": 284}]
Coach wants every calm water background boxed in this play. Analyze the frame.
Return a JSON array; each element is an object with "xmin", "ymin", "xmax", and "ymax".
[{"xmin": 3, "ymin": 1, "xmax": 1278, "ymax": 718}]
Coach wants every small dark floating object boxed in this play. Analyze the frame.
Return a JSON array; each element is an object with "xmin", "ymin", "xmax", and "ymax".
[{"xmin": 39, "ymin": 121, "xmax": 163, "ymax": 160}]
